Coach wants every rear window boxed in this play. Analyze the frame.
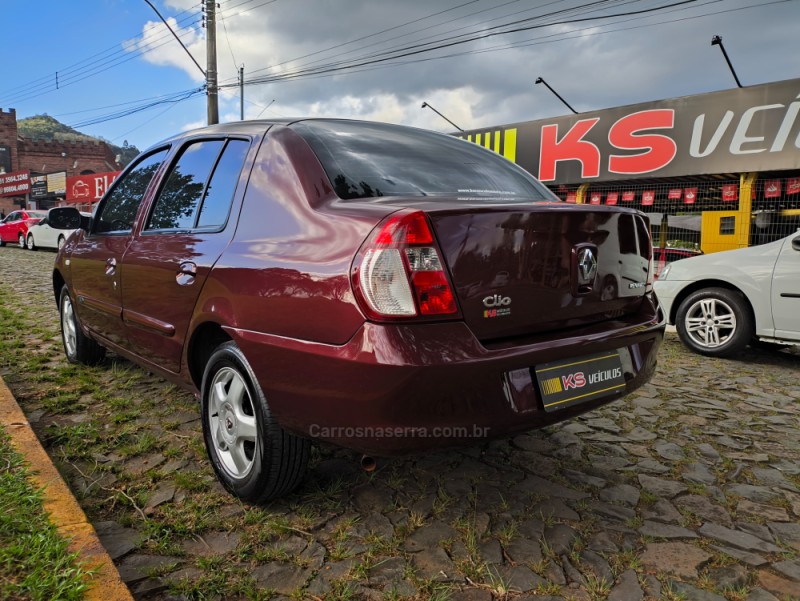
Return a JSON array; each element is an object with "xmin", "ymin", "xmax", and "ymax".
[{"xmin": 291, "ymin": 120, "xmax": 556, "ymax": 203}]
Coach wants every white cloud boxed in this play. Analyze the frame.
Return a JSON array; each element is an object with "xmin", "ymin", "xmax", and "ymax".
[{"xmin": 123, "ymin": 0, "xmax": 800, "ymax": 139}]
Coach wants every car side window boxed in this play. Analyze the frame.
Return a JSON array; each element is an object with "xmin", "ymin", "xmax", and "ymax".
[
  {"xmin": 145, "ymin": 138, "xmax": 248, "ymax": 232},
  {"xmin": 146, "ymin": 140, "xmax": 224, "ymax": 231},
  {"xmin": 196, "ymin": 139, "xmax": 249, "ymax": 230},
  {"xmin": 94, "ymin": 149, "xmax": 169, "ymax": 234}
]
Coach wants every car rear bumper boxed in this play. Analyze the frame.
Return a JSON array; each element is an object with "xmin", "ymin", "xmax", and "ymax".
[{"xmin": 230, "ymin": 293, "xmax": 665, "ymax": 455}]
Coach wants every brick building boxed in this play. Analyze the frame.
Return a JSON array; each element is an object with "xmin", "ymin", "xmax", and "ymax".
[{"xmin": 0, "ymin": 108, "xmax": 120, "ymax": 214}]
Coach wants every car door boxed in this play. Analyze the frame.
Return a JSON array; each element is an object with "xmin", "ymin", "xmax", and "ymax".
[
  {"xmin": 31, "ymin": 215, "xmax": 53, "ymax": 248},
  {"xmin": 120, "ymin": 138, "xmax": 250, "ymax": 373},
  {"xmin": 69, "ymin": 149, "xmax": 169, "ymax": 347},
  {"xmin": 771, "ymin": 233, "xmax": 800, "ymax": 341},
  {"xmin": 42, "ymin": 216, "xmax": 60, "ymax": 248},
  {"xmin": 0, "ymin": 211, "xmax": 19, "ymax": 243}
]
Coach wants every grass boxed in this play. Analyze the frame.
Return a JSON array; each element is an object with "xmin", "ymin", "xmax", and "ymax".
[{"xmin": 0, "ymin": 427, "xmax": 93, "ymax": 600}]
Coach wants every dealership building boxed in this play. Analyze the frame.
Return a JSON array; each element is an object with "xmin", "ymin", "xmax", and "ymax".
[{"xmin": 460, "ymin": 78, "xmax": 800, "ymax": 254}]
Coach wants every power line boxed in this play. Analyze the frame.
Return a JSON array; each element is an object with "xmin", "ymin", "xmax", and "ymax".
[
  {"xmin": 220, "ymin": 0, "xmax": 776, "ymax": 89},
  {"xmin": 229, "ymin": 0, "xmax": 701, "ymax": 88}
]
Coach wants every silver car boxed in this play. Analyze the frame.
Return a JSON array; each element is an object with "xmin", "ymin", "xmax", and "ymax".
[
  {"xmin": 26, "ymin": 209, "xmax": 91, "ymax": 251},
  {"xmin": 654, "ymin": 231, "xmax": 800, "ymax": 356}
]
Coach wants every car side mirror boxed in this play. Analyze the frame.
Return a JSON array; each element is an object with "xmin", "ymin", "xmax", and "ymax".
[
  {"xmin": 793, "ymin": 235, "xmax": 800, "ymax": 252},
  {"xmin": 48, "ymin": 207, "xmax": 87, "ymax": 231}
]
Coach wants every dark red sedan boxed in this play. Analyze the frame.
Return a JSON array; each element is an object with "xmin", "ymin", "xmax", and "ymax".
[
  {"xmin": 0, "ymin": 209, "xmax": 47, "ymax": 248},
  {"xmin": 50, "ymin": 119, "xmax": 664, "ymax": 502}
]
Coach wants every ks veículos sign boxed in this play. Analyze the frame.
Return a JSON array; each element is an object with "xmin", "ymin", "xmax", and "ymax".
[{"xmin": 460, "ymin": 78, "xmax": 800, "ymax": 184}]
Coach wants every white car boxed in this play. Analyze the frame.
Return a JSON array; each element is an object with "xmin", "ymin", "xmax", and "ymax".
[
  {"xmin": 26, "ymin": 209, "xmax": 91, "ymax": 251},
  {"xmin": 654, "ymin": 231, "xmax": 800, "ymax": 357}
]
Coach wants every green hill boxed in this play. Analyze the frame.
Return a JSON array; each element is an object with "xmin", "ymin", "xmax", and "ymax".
[{"xmin": 17, "ymin": 114, "xmax": 140, "ymax": 166}]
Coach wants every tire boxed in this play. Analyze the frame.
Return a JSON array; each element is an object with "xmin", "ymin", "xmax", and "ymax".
[
  {"xmin": 201, "ymin": 341, "xmax": 309, "ymax": 503},
  {"xmin": 18, "ymin": 233, "xmax": 25, "ymax": 249},
  {"xmin": 676, "ymin": 287, "xmax": 753, "ymax": 357},
  {"xmin": 57, "ymin": 235, "xmax": 66, "ymax": 250},
  {"xmin": 59, "ymin": 286, "xmax": 106, "ymax": 365},
  {"xmin": 26, "ymin": 234, "xmax": 36, "ymax": 251}
]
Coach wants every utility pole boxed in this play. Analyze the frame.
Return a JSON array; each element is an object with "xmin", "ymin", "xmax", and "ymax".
[
  {"xmin": 239, "ymin": 65, "xmax": 244, "ymax": 120},
  {"xmin": 205, "ymin": 0, "xmax": 219, "ymax": 124}
]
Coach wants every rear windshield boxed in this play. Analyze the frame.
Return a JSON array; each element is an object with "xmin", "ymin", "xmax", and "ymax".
[{"xmin": 291, "ymin": 120, "xmax": 557, "ymax": 203}]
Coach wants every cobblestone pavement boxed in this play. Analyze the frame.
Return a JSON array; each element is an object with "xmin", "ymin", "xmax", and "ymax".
[{"xmin": 1, "ymin": 246, "xmax": 800, "ymax": 601}]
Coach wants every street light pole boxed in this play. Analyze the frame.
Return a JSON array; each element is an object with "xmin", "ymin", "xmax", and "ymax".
[
  {"xmin": 205, "ymin": 0, "xmax": 219, "ymax": 124},
  {"xmin": 534, "ymin": 77, "xmax": 577, "ymax": 114},
  {"xmin": 711, "ymin": 35, "xmax": 742, "ymax": 88},
  {"xmin": 239, "ymin": 65, "xmax": 244, "ymax": 121},
  {"xmin": 420, "ymin": 102, "xmax": 463, "ymax": 132}
]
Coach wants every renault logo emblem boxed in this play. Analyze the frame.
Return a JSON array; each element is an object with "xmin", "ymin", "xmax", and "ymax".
[{"xmin": 576, "ymin": 247, "xmax": 597, "ymax": 286}]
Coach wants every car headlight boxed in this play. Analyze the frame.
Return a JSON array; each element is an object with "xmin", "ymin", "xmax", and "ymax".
[{"xmin": 659, "ymin": 265, "xmax": 671, "ymax": 280}]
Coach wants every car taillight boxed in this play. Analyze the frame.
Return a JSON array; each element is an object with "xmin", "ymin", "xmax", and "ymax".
[{"xmin": 354, "ymin": 210, "xmax": 459, "ymax": 319}]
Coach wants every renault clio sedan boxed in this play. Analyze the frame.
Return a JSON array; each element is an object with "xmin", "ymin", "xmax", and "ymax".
[{"xmin": 50, "ymin": 119, "xmax": 664, "ymax": 502}]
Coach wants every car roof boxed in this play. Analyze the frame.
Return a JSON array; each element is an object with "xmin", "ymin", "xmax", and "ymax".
[{"xmin": 148, "ymin": 118, "xmax": 437, "ymax": 150}]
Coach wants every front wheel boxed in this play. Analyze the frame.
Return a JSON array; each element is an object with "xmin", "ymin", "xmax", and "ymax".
[
  {"xmin": 59, "ymin": 286, "xmax": 106, "ymax": 365},
  {"xmin": 201, "ymin": 341, "xmax": 309, "ymax": 503},
  {"xmin": 57, "ymin": 235, "xmax": 66, "ymax": 250},
  {"xmin": 18, "ymin": 233, "xmax": 25, "ymax": 249},
  {"xmin": 676, "ymin": 287, "xmax": 753, "ymax": 357},
  {"xmin": 26, "ymin": 234, "xmax": 36, "ymax": 251}
]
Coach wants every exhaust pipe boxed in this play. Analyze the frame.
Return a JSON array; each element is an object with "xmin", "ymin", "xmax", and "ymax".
[{"xmin": 360, "ymin": 454, "xmax": 377, "ymax": 472}]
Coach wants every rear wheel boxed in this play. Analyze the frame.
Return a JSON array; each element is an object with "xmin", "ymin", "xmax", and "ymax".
[
  {"xmin": 18, "ymin": 233, "xmax": 25, "ymax": 249},
  {"xmin": 201, "ymin": 341, "xmax": 309, "ymax": 503},
  {"xmin": 676, "ymin": 287, "xmax": 753, "ymax": 357},
  {"xmin": 59, "ymin": 286, "xmax": 106, "ymax": 365},
  {"xmin": 26, "ymin": 234, "xmax": 36, "ymax": 251}
]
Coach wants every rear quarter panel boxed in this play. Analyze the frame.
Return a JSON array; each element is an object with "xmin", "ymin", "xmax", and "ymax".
[{"xmin": 199, "ymin": 126, "xmax": 387, "ymax": 345}]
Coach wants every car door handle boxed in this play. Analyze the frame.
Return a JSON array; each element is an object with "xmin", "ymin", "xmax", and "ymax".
[
  {"xmin": 176, "ymin": 261, "xmax": 197, "ymax": 286},
  {"xmin": 105, "ymin": 257, "xmax": 117, "ymax": 276}
]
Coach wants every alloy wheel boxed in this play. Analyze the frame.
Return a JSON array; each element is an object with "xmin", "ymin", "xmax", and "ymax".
[
  {"xmin": 61, "ymin": 295, "xmax": 77, "ymax": 358},
  {"xmin": 207, "ymin": 366, "xmax": 258, "ymax": 479},
  {"xmin": 683, "ymin": 297, "xmax": 737, "ymax": 349}
]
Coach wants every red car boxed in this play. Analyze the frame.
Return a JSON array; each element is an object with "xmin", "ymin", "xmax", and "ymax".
[
  {"xmin": 653, "ymin": 246, "xmax": 703, "ymax": 280},
  {"xmin": 50, "ymin": 119, "xmax": 664, "ymax": 502},
  {"xmin": 0, "ymin": 209, "xmax": 47, "ymax": 248}
]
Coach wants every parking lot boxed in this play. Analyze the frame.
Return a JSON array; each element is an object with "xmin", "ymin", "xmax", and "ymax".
[{"xmin": 1, "ymin": 246, "xmax": 799, "ymax": 601}]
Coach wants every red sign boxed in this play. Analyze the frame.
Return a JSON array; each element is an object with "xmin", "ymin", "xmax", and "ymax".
[
  {"xmin": 566, "ymin": 192, "xmax": 577, "ymax": 203},
  {"xmin": 668, "ymin": 188, "xmax": 682, "ymax": 200},
  {"xmin": 642, "ymin": 190, "xmax": 655, "ymax": 206},
  {"xmin": 721, "ymin": 184, "xmax": 738, "ymax": 201},
  {"xmin": 621, "ymin": 191, "xmax": 635, "ymax": 202},
  {"xmin": 66, "ymin": 171, "xmax": 121, "ymax": 203},
  {"xmin": 0, "ymin": 170, "xmax": 30, "ymax": 197},
  {"xmin": 787, "ymin": 178, "xmax": 800, "ymax": 195},
  {"xmin": 764, "ymin": 179, "xmax": 782, "ymax": 198},
  {"xmin": 605, "ymin": 192, "xmax": 618, "ymax": 205},
  {"xmin": 684, "ymin": 187, "xmax": 698, "ymax": 204},
  {"xmin": 589, "ymin": 192, "xmax": 602, "ymax": 205}
]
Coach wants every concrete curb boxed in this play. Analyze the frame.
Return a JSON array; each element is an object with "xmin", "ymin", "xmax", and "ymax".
[{"xmin": 0, "ymin": 375, "xmax": 133, "ymax": 601}]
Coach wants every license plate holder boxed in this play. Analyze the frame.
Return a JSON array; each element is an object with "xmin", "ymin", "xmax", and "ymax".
[{"xmin": 535, "ymin": 351, "xmax": 626, "ymax": 412}]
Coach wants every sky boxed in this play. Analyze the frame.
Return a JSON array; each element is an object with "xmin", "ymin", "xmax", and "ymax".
[{"xmin": 1, "ymin": 0, "xmax": 798, "ymax": 151}]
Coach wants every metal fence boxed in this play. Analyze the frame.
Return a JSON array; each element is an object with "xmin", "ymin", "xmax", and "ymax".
[{"xmin": 548, "ymin": 170, "xmax": 800, "ymax": 252}]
